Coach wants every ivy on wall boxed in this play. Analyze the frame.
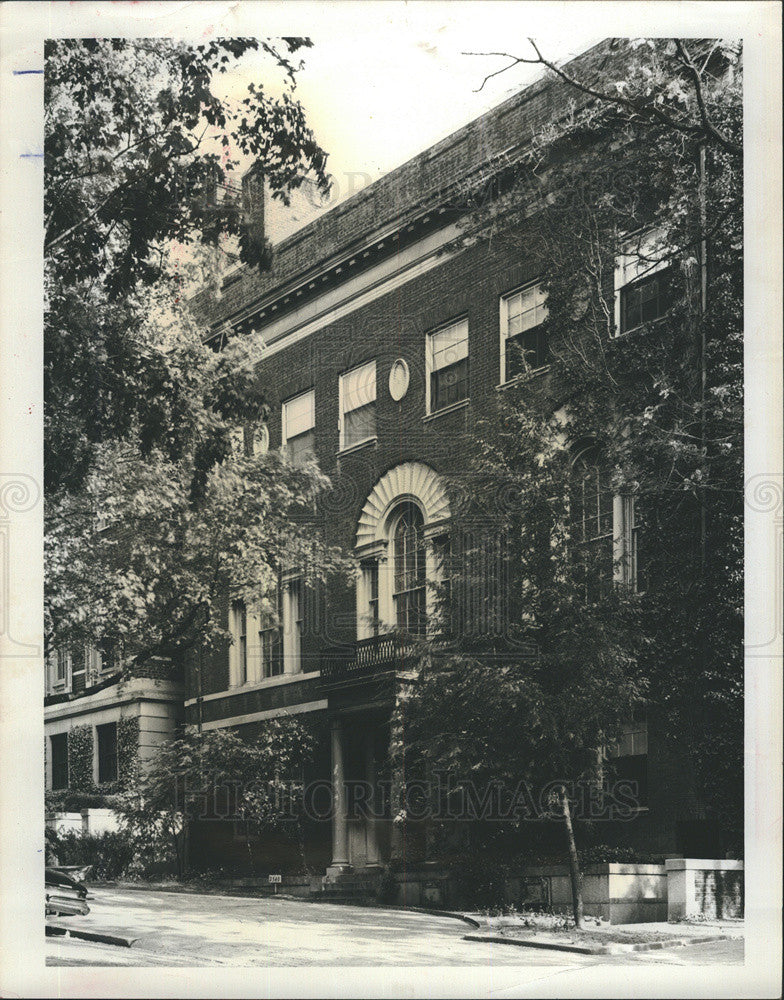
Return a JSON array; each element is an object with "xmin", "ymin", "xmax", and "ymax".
[
  {"xmin": 117, "ymin": 716, "xmax": 141, "ymax": 790},
  {"xmin": 67, "ymin": 724, "xmax": 94, "ymax": 792}
]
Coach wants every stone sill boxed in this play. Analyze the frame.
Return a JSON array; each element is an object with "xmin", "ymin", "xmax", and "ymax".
[
  {"xmin": 337, "ymin": 436, "xmax": 378, "ymax": 458},
  {"xmin": 422, "ymin": 398, "xmax": 470, "ymax": 423}
]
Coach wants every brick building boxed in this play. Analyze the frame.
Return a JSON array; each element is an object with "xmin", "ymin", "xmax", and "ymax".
[{"xmin": 181, "ymin": 37, "xmax": 717, "ymax": 882}]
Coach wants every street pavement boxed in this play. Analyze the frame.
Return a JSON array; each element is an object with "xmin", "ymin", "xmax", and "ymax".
[{"xmin": 46, "ymin": 887, "xmax": 744, "ymax": 968}]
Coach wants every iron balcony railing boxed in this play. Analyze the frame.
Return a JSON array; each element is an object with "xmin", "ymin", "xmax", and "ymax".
[{"xmin": 319, "ymin": 633, "xmax": 421, "ymax": 685}]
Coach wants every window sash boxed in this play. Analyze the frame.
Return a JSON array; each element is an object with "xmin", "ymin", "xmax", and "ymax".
[
  {"xmin": 504, "ymin": 284, "xmax": 548, "ymax": 337},
  {"xmin": 620, "ymin": 269, "xmax": 674, "ymax": 333},
  {"xmin": 431, "ymin": 357, "xmax": 468, "ymax": 411},
  {"xmin": 429, "ymin": 319, "xmax": 468, "ymax": 371},
  {"xmin": 343, "ymin": 402, "xmax": 376, "ymax": 449},
  {"xmin": 505, "ymin": 327, "xmax": 549, "ymax": 379},
  {"xmin": 283, "ymin": 390, "xmax": 315, "ymax": 443},
  {"xmin": 341, "ymin": 361, "xmax": 376, "ymax": 413},
  {"xmin": 286, "ymin": 429, "xmax": 315, "ymax": 465}
]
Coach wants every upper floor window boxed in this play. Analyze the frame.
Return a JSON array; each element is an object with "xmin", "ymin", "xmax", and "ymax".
[
  {"xmin": 282, "ymin": 389, "xmax": 315, "ymax": 465},
  {"xmin": 500, "ymin": 282, "xmax": 549, "ymax": 382},
  {"xmin": 392, "ymin": 503, "xmax": 427, "ymax": 635},
  {"xmin": 615, "ymin": 230, "xmax": 674, "ymax": 336},
  {"xmin": 96, "ymin": 721, "xmax": 118, "ymax": 784},
  {"xmin": 427, "ymin": 318, "xmax": 468, "ymax": 413},
  {"xmin": 47, "ymin": 647, "xmax": 72, "ymax": 695},
  {"xmin": 339, "ymin": 361, "xmax": 376, "ymax": 451}
]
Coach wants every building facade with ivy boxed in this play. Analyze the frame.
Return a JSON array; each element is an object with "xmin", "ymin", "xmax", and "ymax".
[
  {"xmin": 182, "ymin": 36, "xmax": 739, "ymax": 881},
  {"xmin": 44, "ymin": 648, "xmax": 184, "ymax": 805}
]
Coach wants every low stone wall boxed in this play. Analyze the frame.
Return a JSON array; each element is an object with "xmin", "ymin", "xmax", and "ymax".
[
  {"xmin": 46, "ymin": 811, "xmax": 83, "ymax": 836},
  {"xmin": 511, "ymin": 864, "xmax": 668, "ymax": 925},
  {"xmin": 666, "ymin": 859, "xmax": 744, "ymax": 920},
  {"xmin": 81, "ymin": 808, "xmax": 122, "ymax": 836}
]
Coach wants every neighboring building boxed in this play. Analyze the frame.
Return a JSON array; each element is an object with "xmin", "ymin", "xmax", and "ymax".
[
  {"xmin": 183, "ymin": 37, "xmax": 718, "ymax": 880},
  {"xmin": 44, "ymin": 645, "xmax": 184, "ymax": 800}
]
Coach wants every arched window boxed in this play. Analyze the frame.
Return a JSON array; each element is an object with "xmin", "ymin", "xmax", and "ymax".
[{"xmin": 391, "ymin": 503, "xmax": 427, "ymax": 635}]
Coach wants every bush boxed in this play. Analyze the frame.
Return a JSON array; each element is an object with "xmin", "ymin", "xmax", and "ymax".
[
  {"xmin": 47, "ymin": 830, "xmax": 136, "ymax": 881},
  {"xmin": 376, "ymin": 868, "xmax": 399, "ymax": 905},
  {"xmin": 451, "ymin": 854, "xmax": 511, "ymax": 910},
  {"xmin": 579, "ymin": 844, "xmax": 657, "ymax": 865},
  {"xmin": 46, "ymin": 790, "xmax": 122, "ymax": 813}
]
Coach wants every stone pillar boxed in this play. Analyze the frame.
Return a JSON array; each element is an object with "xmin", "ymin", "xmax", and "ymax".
[
  {"xmin": 365, "ymin": 733, "xmax": 381, "ymax": 866},
  {"xmin": 330, "ymin": 718, "xmax": 350, "ymax": 870}
]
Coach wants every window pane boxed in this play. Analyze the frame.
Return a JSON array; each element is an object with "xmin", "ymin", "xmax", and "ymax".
[
  {"xmin": 343, "ymin": 402, "xmax": 376, "ymax": 448},
  {"xmin": 393, "ymin": 505, "xmax": 427, "ymax": 635}
]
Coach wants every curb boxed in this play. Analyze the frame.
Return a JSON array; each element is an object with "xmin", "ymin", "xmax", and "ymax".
[
  {"xmin": 400, "ymin": 906, "xmax": 482, "ymax": 929},
  {"xmin": 463, "ymin": 932, "xmax": 735, "ymax": 956},
  {"xmin": 46, "ymin": 923, "xmax": 137, "ymax": 948},
  {"xmin": 464, "ymin": 933, "xmax": 608, "ymax": 955}
]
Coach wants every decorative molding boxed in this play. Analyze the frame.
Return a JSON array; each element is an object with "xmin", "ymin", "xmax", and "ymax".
[{"xmin": 356, "ymin": 461, "xmax": 450, "ymax": 549}]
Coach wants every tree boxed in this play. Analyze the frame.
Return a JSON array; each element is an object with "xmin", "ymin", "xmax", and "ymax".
[
  {"xmin": 44, "ymin": 38, "xmax": 351, "ymax": 666},
  {"xmin": 118, "ymin": 720, "xmax": 317, "ymax": 878},
  {"xmin": 45, "ymin": 286, "xmax": 350, "ymax": 666},
  {"xmin": 404, "ymin": 37, "xmax": 743, "ymax": 922},
  {"xmin": 45, "ymin": 36, "xmax": 330, "ymax": 492}
]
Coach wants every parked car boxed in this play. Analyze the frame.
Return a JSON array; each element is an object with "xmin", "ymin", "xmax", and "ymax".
[{"xmin": 45, "ymin": 866, "xmax": 91, "ymax": 918}]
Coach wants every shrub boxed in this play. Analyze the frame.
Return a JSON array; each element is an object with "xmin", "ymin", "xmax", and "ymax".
[
  {"xmin": 579, "ymin": 844, "xmax": 657, "ymax": 865},
  {"xmin": 451, "ymin": 854, "xmax": 511, "ymax": 910},
  {"xmin": 376, "ymin": 868, "xmax": 399, "ymax": 905},
  {"xmin": 47, "ymin": 829, "xmax": 136, "ymax": 881}
]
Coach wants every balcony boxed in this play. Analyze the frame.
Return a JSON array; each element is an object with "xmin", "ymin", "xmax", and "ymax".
[{"xmin": 319, "ymin": 633, "xmax": 420, "ymax": 688}]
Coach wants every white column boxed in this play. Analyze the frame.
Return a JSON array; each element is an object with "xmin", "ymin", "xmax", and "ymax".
[
  {"xmin": 365, "ymin": 733, "xmax": 381, "ymax": 866},
  {"xmin": 330, "ymin": 719, "xmax": 350, "ymax": 868}
]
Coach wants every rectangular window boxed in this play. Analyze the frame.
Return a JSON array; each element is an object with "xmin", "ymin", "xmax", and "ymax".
[
  {"xmin": 230, "ymin": 601, "xmax": 248, "ymax": 686},
  {"xmin": 282, "ymin": 578, "xmax": 302, "ymax": 673},
  {"xmin": 359, "ymin": 559, "xmax": 381, "ymax": 639},
  {"xmin": 609, "ymin": 720, "xmax": 649, "ymax": 809},
  {"xmin": 501, "ymin": 283, "xmax": 549, "ymax": 382},
  {"xmin": 97, "ymin": 722, "xmax": 118, "ymax": 785},
  {"xmin": 282, "ymin": 390, "xmax": 315, "ymax": 465},
  {"xmin": 427, "ymin": 318, "xmax": 468, "ymax": 413},
  {"xmin": 615, "ymin": 229, "xmax": 674, "ymax": 336},
  {"xmin": 340, "ymin": 361, "xmax": 376, "ymax": 450},
  {"xmin": 50, "ymin": 733, "xmax": 68, "ymax": 790}
]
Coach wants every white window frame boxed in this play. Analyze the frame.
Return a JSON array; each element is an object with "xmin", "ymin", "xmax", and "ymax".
[
  {"xmin": 229, "ymin": 601, "xmax": 248, "ymax": 687},
  {"xmin": 614, "ymin": 228, "xmax": 671, "ymax": 337},
  {"xmin": 48, "ymin": 648, "xmax": 72, "ymax": 694},
  {"xmin": 282, "ymin": 576, "xmax": 302, "ymax": 674},
  {"xmin": 425, "ymin": 317, "xmax": 469, "ymax": 415},
  {"xmin": 339, "ymin": 360, "xmax": 377, "ymax": 452},
  {"xmin": 281, "ymin": 389, "xmax": 315, "ymax": 461},
  {"xmin": 499, "ymin": 281, "xmax": 549, "ymax": 384},
  {"xmin": 355, "ymin": 502, "xmax": 447, "ymax": 640}
]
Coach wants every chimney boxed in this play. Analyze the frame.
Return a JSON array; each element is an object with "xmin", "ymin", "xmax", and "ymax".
[{"xmin": 241, "ymin": 161, "xmax": 265, "ymax": 244}]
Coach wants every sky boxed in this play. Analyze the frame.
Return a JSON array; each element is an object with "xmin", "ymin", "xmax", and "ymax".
[{"xmin": 206, "ymin": 6, "xmax": 606, "ymax": 242}]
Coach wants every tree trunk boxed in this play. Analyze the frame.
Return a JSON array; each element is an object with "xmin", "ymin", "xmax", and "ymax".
[{"xmin": 560, "ymin": 786, "xmax": 583, "ymax": 928}]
